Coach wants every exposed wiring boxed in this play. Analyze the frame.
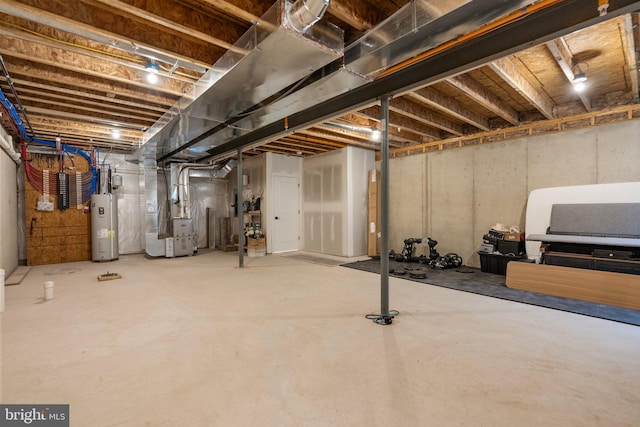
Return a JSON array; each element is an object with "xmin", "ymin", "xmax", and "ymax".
[
  {"xmin": 365, "ymin": 310, "xmax": 400, "ymax": 325},
  {"xmin": 1, "ymin": 86, "xmax": 97, "ymax": 203}
]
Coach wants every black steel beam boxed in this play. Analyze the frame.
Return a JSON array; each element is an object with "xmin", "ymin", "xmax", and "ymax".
[{"xmin": 196, "ymin": 0, "xmax": 640, "ymax": 162}]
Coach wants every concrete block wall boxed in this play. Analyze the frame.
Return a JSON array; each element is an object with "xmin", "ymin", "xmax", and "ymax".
[{"xmin": 389, "ymin": 120, "xmax": 640, "ymax": 268}]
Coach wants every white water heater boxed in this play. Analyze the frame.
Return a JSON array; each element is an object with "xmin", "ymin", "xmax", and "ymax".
[{"xmin": 91, "ymin": 193, "xmax": 119, "ymax": 261}]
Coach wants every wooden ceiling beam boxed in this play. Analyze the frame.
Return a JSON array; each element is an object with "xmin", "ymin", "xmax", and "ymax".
[
  {"xmin": 1, "ymin": 84, "xmax": 160, "ymax": 120},
  {"xmin": 7, "ymin": 78, "xmax": 168, "ymax": 113},
  {"xmin": 315, "ymin": 123, "xmax": 371, "ymax": 141},
  {"xmin": 299, "ymin": 128, "xmax": 380, "ymax": 150},
  {"xmin": 276, "ymin": 138, "xmax": 329, "ymax": 153},
  {"xmin": 489, "ymin": 56, "xmax": 555, "ymax": 120},
  {"xmin": 25, "ymin": 125, "xmax": 140, "ymax": 149},
  {"xmin": 338, "ymin": 113, "xmax": 375, "ymax": 127},
  {"xmin": 328, "ymin": 0, "xmax": 379, "ymax": 32},
  {"xmin": 25, "ymin": 106, "xmax": 149, "ymax": 131},
  {"xmin": 389, "ymin": 97, "xmax": 462, "ymax": 136},
  {"xmin": 408, "ymin": 86, "xmax": 490, "ymax": 131},
  {"xmin": 545, "ymin": 38, "xmax": 592, "ymax": 111},
  {"xmin": 13, "ymin": 95, "xmax": 158, "ymax": 125},
  {"xmin": 358, "ymin": 106, "xmax": 441, "ymax": 142},
  {"xmin": 349, "ymin": 111, "xmax": 421, "ymax": 144},
  {"xmin": 286, "ymin": 134, "xmax": 347, "ymax": 149},
  {"xmin": 447, "ymin": 74, "xmax": 520, "ymax": 125},
  {"xmin": 264, "ymin": 142, "xmax": 317, "ymax": 155},
  {"xmin": 0, "ymin": 39, "xmax": 186, "ymax": 97},
  {"xmin": 32, "ymin": 129, "xmax": 139, "ymax": 149},
  {"xmin": 0, "ymin": 24, "xmax": 199, "ymax": 85},
  {"xmin": 0, "ymin": 0, "xmax": 211, "ymax": 72},
  {"xmin": 89, "ymin": 0, "xmax": 248, "ymax": 55},
  {"xmin": 27, "ymin": 115, "xmax": 142, "ymax": 142},
  {"xmin": 623, "ymin": 14, "xmax": 640, "ymax": 103},
  {"xmin": 197, "ymin": 0, "xmax": 276, "ymax": 32},
  {"xmin": 4, "ymin": 61, "xmax": 176, "ymax": 107}
]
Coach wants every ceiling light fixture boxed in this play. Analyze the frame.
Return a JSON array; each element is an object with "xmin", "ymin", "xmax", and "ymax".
[
  {"xmin": 572, "ymin": 62, "xmax": 588, "ymax": 92},
  {"xmin": 111, "ymin": 129, "xmax": 121, "ymax": 139},
  {"xmin": 371, "ymin": 127, "xmax": 381, "ymax": 141},
  {"xmin": 145, "ymin": 61, "xmax": 159, "ymax": 84}
]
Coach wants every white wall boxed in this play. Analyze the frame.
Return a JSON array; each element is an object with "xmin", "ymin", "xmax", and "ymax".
[
  {"xmin": 347, "ymin": 146, "xmax": 374, "ymax": 256},
  {"xmin": 389, "ymin": 120, "xmax": 640, "ymax": 267},
  {"xmin": 302, "ymin": 147, "xmax": 374, "ymax": 256},
  {"xmin": 0, "ymin": 143, "xmax": 18, "ymax": 276}
]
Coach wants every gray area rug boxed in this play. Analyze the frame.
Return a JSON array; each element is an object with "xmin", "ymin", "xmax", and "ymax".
[{"xmin": 341, "ymin": 258, "xmax": 640, "ymax": 327}]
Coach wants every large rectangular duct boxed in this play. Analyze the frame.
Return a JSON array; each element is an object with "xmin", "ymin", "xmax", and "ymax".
[
  {"xmin": 194, "ymin": 0, "xmax": 534, "ymax": 162},
  {"xmin": 139, "ymin": 0, "xmax": 343, "ymax": 162}
]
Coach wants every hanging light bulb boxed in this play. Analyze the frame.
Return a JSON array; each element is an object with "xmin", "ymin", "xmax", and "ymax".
[
  {"xmin": 571, "ymin": 62, "xmax": 588, "ymax": 93},
  {"xmin": 111, "ymin": 129, "xmax": 121, "ymax": 139},
  {"xmin": 371, "ymin": 127, "xmax": 381, "ymax": 141},
  {"xmin": 145, "ymin": 61, "xmax": 159, "ymax": 84}
]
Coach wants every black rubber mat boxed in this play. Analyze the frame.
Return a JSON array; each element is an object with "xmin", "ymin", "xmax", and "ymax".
[{"xmin": 341, "ymin": 258, "xmax": 640, "ymax": 327}]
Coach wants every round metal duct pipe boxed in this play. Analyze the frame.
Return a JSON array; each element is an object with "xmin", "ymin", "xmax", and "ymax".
[{"xmin": 286, "ymin": 0, "xmax": 331, "ymax": 32}]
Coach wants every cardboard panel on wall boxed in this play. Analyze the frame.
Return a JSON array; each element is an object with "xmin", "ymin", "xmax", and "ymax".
[{"xmin": 25, "ymin": 153, "xmax": 92, "ymax": 265}]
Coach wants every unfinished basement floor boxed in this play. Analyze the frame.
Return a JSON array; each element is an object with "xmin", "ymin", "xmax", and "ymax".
[{"xmin": 2, "ymin": 252, "xmax": 639, "ymax": 426}]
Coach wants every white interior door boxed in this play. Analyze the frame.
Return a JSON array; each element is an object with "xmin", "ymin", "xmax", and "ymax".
[{"xmin": 272, "ymin": 175, "xmax": 299, "ymax": 253}]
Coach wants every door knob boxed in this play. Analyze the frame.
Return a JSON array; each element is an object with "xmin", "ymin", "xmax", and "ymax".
[{"xmin": 275, "ymin": 216, "xmax": 279, "ymax": 220}]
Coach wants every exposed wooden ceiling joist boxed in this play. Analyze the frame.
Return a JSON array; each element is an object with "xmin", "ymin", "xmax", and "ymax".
[
  {"xmin": 0, "ymin": 0, "xmax": 212, "ymax": 72},
  {"xmin": 5, "ymin": 78, "xmax": 169, "ymax": 113},
  {"xmin": 0, "ymin": 0, "xmax": 638, "ymax": 161},
  {"xmin": 89, "ymin": 0, "xmax": 249, "ymax": 55},
  {"xmin": 0, "ymin": 38, "xmax": 186, "ymax": 96},
  {"xmin": 390, "ymin": 97, "xmax": 462, "ymax": 136},
  {"xmin": 489, "ymin": 56, "xmax": 555, "ymax": 120},
  {"xmin": 196, "ymin": 0, "xmax": 275, "ymax": 31},
  {"xmin": 358, "ymin": 106, "xmax": 441, "ymax": 142},
  {"xmin": 622, "ymin": 14, "xmax": 640, "ymax": 103},
  {"xmin": 0, "ymin": 23, "xmax": 199, "ymax": 85},
  {"xmin": 407, "ymin": 86, "xmax": 490, "ymax": 131},
  {"xmin": 545, "ymin": 38, "xmax": 592, "ymax": 111},
  {"xmin": 3, "ymin": 61, "xmax": 177, "ymax": 107},
  {"xmin": 26, "ymin": 106, "xmax": 149, "ymax": 131},
  {"xmin": 446, "ymin": 74, "xmax": 520, "ymax": 126},
  {"xmin": 5, "ymin": 93, "xmax": 158, "ymax": 125}
]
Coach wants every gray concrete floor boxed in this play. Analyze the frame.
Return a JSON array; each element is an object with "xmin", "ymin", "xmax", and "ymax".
[{"xmin": 2, "ymin": 251, "xmax": 639, "ymax": 426}]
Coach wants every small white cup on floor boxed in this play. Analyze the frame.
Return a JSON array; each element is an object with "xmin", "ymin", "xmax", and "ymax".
[{"xmin": 44, "ymin": 281, "xmax": 55, "ymax": 301}]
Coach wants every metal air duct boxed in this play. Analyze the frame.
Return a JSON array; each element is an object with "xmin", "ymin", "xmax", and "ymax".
[
  {"xmin": 139, "ymin": 0, "xmax": 342, "ymax": 163},
  {"xmin": 194, "ymin": 0, "xmax": 534, "ymax": 162}
]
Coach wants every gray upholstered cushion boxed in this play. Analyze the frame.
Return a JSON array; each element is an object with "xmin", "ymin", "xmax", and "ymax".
[{"xmin": 548, "ymin": 203, "xmax": 640, "ymax": 238}]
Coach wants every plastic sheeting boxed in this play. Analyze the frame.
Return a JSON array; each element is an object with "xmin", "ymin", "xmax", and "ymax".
[
  {"xmin": 110, "ymin": 154, "xmax": 144, "ymax": 254},
  {"xmin": 110, "ymin": 153, "xmax": 231, "ymax": 252},
  {"xmin": 188, "ymin": 179, "xmax": 229, "ymax": 248}
]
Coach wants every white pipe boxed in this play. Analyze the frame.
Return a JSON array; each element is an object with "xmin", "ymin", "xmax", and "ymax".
[
  {"xmin": 177, "ymin": 162, "xmax": 218, "ymax": 219},
  {"xmin": 0, "ymin": 125, "xmax": 20, "ymax": 163}
]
